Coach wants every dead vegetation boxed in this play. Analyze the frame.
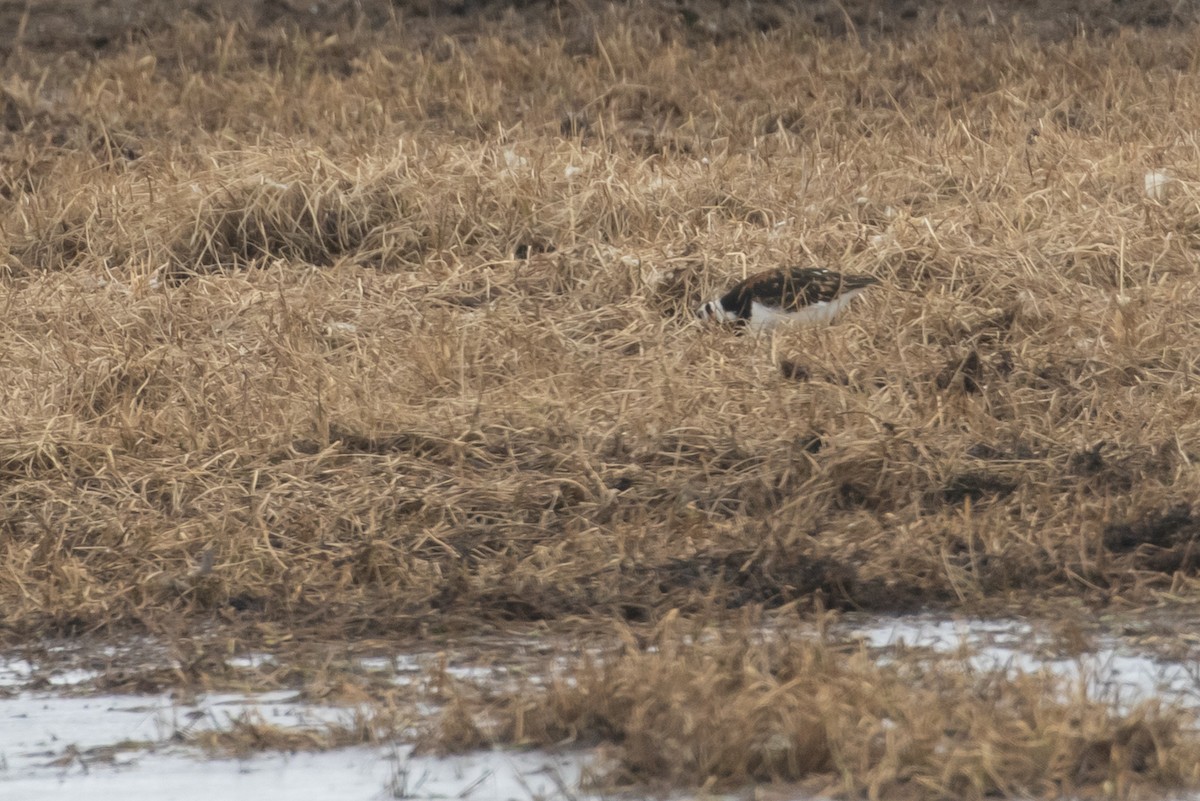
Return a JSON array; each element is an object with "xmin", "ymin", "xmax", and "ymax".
[
  {"xmin": 187, "ymin": 708, "xmax": 391, "ymax": 757},
  {"xmin": 6, "ymin": 9, "xmax": 1200, "ymax": 634},
  {"xmin": 430, "ymin": 624, "xmax": 1200, "ymax": 799},
  {"xmin": 5, "ymin": 1, "xmax": 1200, "ymax": 794}
]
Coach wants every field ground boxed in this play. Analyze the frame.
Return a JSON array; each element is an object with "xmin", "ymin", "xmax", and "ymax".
[{"xmin": 5, "ymin": 0, "xmax": 1200, "ymax": 797}]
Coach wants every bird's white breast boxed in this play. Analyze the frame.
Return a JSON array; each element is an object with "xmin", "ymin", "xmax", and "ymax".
[{"xmin": 747, "ymin": 289, "xmax": 864, "ymax": 332}]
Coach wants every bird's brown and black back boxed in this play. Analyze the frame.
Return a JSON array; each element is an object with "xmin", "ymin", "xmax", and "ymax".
[{"xmin": 719, "ymin": 267, "xmax": 879, "ymax": 318}]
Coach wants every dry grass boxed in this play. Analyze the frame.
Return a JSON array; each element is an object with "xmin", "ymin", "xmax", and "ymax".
[
  {"xmin": 3, "ymin": 6, "xmax": 1200, "ymax": 635},
  {"xmin": 187, "ymin": 708, "xmax": 394, "ymax": 757},
  {"xmin": 5, "ymin": 3, "xmax": 1200, "ymax": 794},
  {"xmin": 430, "ymin": 623, "xmax": 1200, "ymax": 799}
]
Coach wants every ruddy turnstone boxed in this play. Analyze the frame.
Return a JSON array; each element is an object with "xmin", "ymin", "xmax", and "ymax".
[{"xmin": 696, "ymin": 266, "xmax": 880, "ymax": 333}]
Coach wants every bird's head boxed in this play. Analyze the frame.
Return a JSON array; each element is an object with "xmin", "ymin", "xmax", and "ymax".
[{"xmin": 695, "ymin": 299, "xmax": 733, "ymax": 323}]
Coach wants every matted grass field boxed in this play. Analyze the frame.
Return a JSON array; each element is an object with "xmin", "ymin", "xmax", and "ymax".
[{"xmin": 5, "ymin": 0, "xmax": 1200, "ymax": 796}]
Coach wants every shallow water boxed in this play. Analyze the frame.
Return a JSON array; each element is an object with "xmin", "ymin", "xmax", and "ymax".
[
  {"xmin": 842, "ymin": 613, "xmax": 1200, "ymax": 712},
  {"xmin": 1, "ymin": 742, "xmax": 591, "ymax": 801},
  {"xmin": 0, "ymin": 682, "xmax": 593, "ymax": 800},
  {"xmin": 0, "ymin": 642, "xmax": 596, "ymax": 800},
  {"xmin": 2, "ymin": 614, "xmax": 1199, "ymax": 800}
]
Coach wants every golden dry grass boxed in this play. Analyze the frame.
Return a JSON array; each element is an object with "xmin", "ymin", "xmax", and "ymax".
[
  {"xmin": 430, "ymin": 622, "xmax": 1200, "ymax": 799},
  {"xmin": 3, "ymin": 10, "xmax": 1200, "ymax": 636},
  {"xmin": 2, "ymin": 9, "xmax": 1200, "ymax": 633},
  {"xmin": 5, "ymin": 4, "xmax": 1200, "ymax": 794},
  {"xmin": 187, "ymin": 708, "xmax": 392, "ymax": 757}
]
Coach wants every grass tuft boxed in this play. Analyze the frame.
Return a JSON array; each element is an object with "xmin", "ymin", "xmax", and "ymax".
[{"xmin": 431, "ymin": 627, "xmax": 1200, "ymax": 798}]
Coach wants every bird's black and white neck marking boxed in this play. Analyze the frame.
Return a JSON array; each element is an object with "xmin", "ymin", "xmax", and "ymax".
[{"xmin": 696, "ymin": 266, "xmax": 879, "ymax": 333}]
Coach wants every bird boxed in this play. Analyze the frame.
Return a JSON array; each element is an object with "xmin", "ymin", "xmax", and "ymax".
[{"xmin": 696, "ymin": 266, "xmax": 880, "ymax": 333}]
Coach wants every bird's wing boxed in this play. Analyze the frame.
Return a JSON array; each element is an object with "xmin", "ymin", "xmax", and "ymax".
[
  {"xmin": 754, "ymin": 268, "xmax": 872, "ymax": 311},
  {"xmin": 720, "ymin": 267, "xmax": 879, "ymax": 317}
]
